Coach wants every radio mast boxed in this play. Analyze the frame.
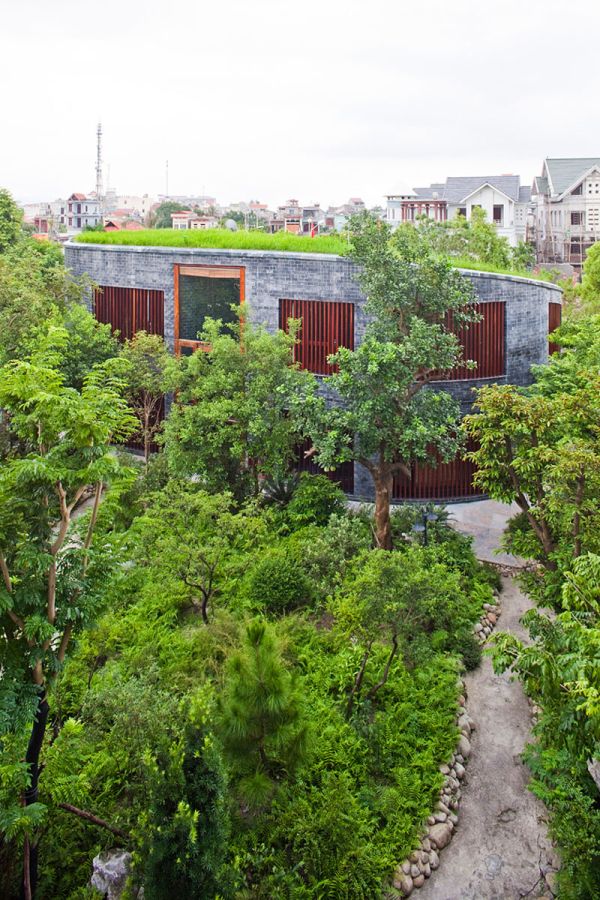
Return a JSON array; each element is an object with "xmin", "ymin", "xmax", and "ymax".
[{"xmin": 96, "ymin": 123, "xmax": 104, "ymax": 203}]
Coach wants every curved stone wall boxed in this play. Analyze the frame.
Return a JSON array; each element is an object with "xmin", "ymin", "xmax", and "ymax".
[{"xmin": 64, "ymin": 243, "xmax": 563, "ymax": 501}]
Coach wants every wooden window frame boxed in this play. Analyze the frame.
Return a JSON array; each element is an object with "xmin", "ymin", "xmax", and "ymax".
[{"xmin": 174, "ymin": 264, "xmax": 245, "ymax": 355}]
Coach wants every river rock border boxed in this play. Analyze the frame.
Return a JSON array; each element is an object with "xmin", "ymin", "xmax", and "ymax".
[{"xmin": 390, "ymin": 592, "xmax": 502, "ymax": 898}]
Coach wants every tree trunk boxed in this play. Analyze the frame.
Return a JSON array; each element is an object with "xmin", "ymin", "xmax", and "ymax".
[
  {"xmin": 345, "ymin": 646, "xmax": 371, "ymax": 720},
  {"xmin": 22, "ymin": 692, "xmax": 49, "ymax": 899},
  {"xmin": 373, "ymin": 468, "xmax": 393, "ymax": 550}
]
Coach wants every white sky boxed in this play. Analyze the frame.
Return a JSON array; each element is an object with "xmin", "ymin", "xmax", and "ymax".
[{"xmin": 3, "ymin": 0, "xmax": 600, "ymax": 209}]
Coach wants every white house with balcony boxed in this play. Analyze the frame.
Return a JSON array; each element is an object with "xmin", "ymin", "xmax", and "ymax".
[{"xmin": 386, "ymin": 175, "xmax": 531, "ymax": 246}]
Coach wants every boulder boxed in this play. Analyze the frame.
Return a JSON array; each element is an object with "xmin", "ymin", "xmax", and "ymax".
[
  {"xmin": 91, "ymin": 850, "xmax": 133, "ymax": 900},
  {"xmin": 458, "ymin": 735, "xmax": 471, "ymax": 758},
  {"xmin": 428, "ymin": 821, "xmax": 453, "ymax": 850},
  {"xmin": 395, "ymin": 873, "xmax": 414, "ymax": 896}
]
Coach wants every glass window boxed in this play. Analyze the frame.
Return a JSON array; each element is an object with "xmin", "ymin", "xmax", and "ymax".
[{"xmin": 179, "ymin": 274, "xmax": 240, "ymax": 341}]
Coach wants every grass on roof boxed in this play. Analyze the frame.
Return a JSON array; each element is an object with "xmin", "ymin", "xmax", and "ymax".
[
  {"xmin": 75, "ymin": 228, "xmax": 350, "ymax": 255},
  {"xmin": 74, "ymin": 228, "xmax": 555, "ymax": 282}
]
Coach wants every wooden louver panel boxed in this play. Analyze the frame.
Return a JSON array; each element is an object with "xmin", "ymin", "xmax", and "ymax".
[
  {"xmin": 93, "ymin": 286, "xmax": 165, "ymax": 339},
  {"xmin": 393, "ymin": 440, "xmax": 481, "ymax": 501},
  {"xmin": 279, "ymin": 299, "xmax": 355, "ymax": 375},
  {"xmin": 434, "ymin": 302, "xmax": 506, "ymax": 381},
  {"xmin": 548, "ymin": 303, "xmax": 562, "ymax": 355}
]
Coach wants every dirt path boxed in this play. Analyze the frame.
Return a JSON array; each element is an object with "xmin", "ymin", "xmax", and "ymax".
[{"xmin": 418, "ymin": 577, "xmax": 558, "ymax": 900}]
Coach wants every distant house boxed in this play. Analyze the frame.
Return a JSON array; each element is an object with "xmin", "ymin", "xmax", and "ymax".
[
  {"xmin": 103, "ymin": 218, "xmax": 144, "ymax": 232},
  {"xmin": 67, "ymin": 193, "xmax": 102, "ymax": 231},
  {"xmin": 529, "ymin": 157, "xmax": 600, "ymax": 271},
  {"xmin": 170, "ymin": 211, "xmax": 219, "ymax": 230},
  {"xmin": 386, "ymin": 176, "xmax": 531, "ymax": 246}
]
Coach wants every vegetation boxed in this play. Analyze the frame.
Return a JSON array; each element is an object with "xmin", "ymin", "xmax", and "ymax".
[
  {"xmin": 0, "ymin": 192, "xmax": 506, "ymax": 898},
  {"xmin": 466, "ymin": 314, "xmax": 600, "ymax": 896},
  {"xmin": 295, "ymin": 214, "xmax": 479, "ymax": 549}
]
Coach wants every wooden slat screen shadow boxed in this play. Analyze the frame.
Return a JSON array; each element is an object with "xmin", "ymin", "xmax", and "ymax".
[
  {"xmin": 393, "ymin": 439, "xmax": 481, "ymax": 501},
  {"xmin": 279, "ymin": 299, "xmax": 355, "ymax": 374}
]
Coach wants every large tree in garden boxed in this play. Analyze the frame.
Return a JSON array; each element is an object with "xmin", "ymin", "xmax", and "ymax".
[
  {"xmin": 163, "ymin": 315, "xmax": 313, "ymax": 501},
  {"xmin": 296, "ymin": 215, "xmax": 479, "ymax": 549},
  {"xmin": 0, "ymin": 326, "xmax": 135, "ymax": 898},
  {"xmin": 464, "ymin": 317, "xmax": 600, "ymax": 606}
]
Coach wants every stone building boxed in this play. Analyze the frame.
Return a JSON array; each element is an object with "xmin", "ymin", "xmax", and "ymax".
[{"xmin": 64, "ymin": 241, "xmax": 561, "ymax": 501}]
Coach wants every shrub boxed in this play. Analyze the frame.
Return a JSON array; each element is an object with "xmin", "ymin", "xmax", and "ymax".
[
  {"xmin": 453, "ymin": 631, "xmax": 482, "ymax": 671},
  {"xmin": 246, "ymin": 548, "xmax": 313, "ymax": 614},
  {"xmin": 285, "ymin": 473, "xmax": 346, "ymax": 529}
]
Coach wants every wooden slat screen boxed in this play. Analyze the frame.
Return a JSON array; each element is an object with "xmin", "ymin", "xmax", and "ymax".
[
  {"xmin": 393, "ymin": 440, "xmax": 481, "ymax": 501},
  {"xmin": 548, "ymin": 303, "xmax": 562, "ymax": 355},
  {"xmin": 94, "ymin": 286, "xmax": 165, "ymax": 339},
  {"xmin": 279, "ymin": 299, "xmax": 354, "ymax": 375},
  {"xmin": 433, "ymin": 302, "xmax": 505, "ymax": 380}
]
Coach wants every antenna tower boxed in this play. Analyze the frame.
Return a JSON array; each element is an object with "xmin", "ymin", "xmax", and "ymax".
[{"xmin": 96, "ymin": 123, "xmax": 104, "ymax": 202}]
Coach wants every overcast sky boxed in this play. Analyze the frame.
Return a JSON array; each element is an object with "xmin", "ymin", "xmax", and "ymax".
[{"xmin": 3, "ymin": 0, "xmax": 600, "ymax": 209}]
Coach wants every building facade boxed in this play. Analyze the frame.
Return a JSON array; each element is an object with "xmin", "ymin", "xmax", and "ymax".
[
  {"xmin": 529, "ymin": 157, "xmax": 600, "ymax": 271},
  {"xmin": 66, "ymin": 193, "xmax": 102, "ymax": 231},
  {"xmin": 64, "ymin": 241, "xmax": 561, "ymax": 501},
  {"xmin": 386, "ymin": 176, "xmax": 531, "ymax": 246}
]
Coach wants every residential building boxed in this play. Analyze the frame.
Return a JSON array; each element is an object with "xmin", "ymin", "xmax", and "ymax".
[
  {"xmin": 66, "ymin": 193, "xmax": 102, "ymax": 231},
  {"xmin": 386, "ymin": 176, "xmax": 531, "ymax": 246},
  {"xmin": 170, "ymin": 211, "xmax": 219, "ymax": 230},
  {"xmin": 529, "ymin": 157, "xmax": 600, "ymax": 271}
]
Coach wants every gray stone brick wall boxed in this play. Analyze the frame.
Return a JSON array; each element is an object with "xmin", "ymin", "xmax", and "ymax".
[{"xmin": 65, "ymin": 242, "xmax": 562, "ymax": 500}]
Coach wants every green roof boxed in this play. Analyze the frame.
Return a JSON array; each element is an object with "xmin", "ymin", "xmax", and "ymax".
[{"xmin": 75, "ymin": 228, "xmax": 349, "ymax": 255}]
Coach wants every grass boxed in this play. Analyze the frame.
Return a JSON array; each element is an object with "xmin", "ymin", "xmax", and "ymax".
[
  {"xmin": 74, "ymin": 228, "xmax": 555, "ymax": 282},
  {"xmin": 75, "ymin": 228, "xmax": 350, "ymax": 255}
]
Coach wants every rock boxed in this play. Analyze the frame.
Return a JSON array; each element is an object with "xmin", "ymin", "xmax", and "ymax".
[
  {"xmin": 428, "ymin": 822, "xmax": 453, "ymax": 850},
  {"xmin": 474, "ymin": 622, "xmax": 484, "ymax": 633},
  {"xmin": 409, "ymin": 851, "xmax": 420, "ymax": 863},
  {"xmin": 433, "ymin": 811, "xmax": 447, "ymax": 823},
  {"xmin": 449, "ymin": 812, "xmax": 458, "ymax": 825},
  {"xmin": 394, "ymin": 872, "xmax": 413, "ymax": 896},
  {"xmin": 401, "ymin": 861, "xmax": 411, "ymax": 875},
  {"xmin": 423, "ymin": 863, "xmax": 431, "ymax": 878},
  {"xmin": 427, "ymin": 815, "xmax": 436, "ymax": 826},
  {"xmin": 458, "ymin": 694, "xmax": 466, "ymax": 706},
  {"xmin": 458, "ymin": 735, "xmax": 471, "ymax": 758},
  {"xmin": 436, "ymin": 801, "xmax": 449, "ymax": 814},
  {"xmin": 421, "ymin": 838, "xmax": 431, "ymax": 852},
  {"xmin": 455, "ymin": 762, "xmax": 466, "ymax": 779},
  {"xmin": 457, "ymin": 715, "xmax": 471, "ymax": 734},
  {"xmin": 91, "ymin": 850, "xmax": 132, "ymax": 900},
  {"xmin": 410, "ymin": 864, "xmax": 420, "ymax": 878},
  {"xmin": 487, "ymin": 612, "xmax": 497, "ymax": 625},
  {"xmin": 430, "ymin": 850, "xmax": 440, "ymax": 870},
  {"xmin": 413, "ymin": 874, "xmax": 425, "ymax": 888},
  {"xmin": 440, "ymin": 763, "xmax": 450, "ymax": 775}
]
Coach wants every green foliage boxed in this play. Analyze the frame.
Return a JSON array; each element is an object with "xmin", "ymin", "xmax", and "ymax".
[
  {"xmin": 0, "ymin": 188, "xmax": 24, "ymax": 252},
  {"xmin": 76, "ymin": 227, "xmax": 350, "ymax": 255},
  {"xmin": 580, "ymin": 241, "xmax": 600, "ymax": 311},
  {"xmin": 284, "ymin": 472, "xmax": 346, "ymax": 529},
  {"xmin": 246, "ymin": 547, "xmax": 314, "ymax": 614},
  {"xmin": 218, "ymin": 620, "xmax": 310, "ymax": 804},
  {"xmin": 137, "ymin": 714, "xmax": 230, "ymax": 900},
  {"xmin": 120, "ymin": 330, "xmax": 175, "ymax": 463},
  {"xmin": 164, "ymin": 316, "xmax": 312, "ymax": 500}
]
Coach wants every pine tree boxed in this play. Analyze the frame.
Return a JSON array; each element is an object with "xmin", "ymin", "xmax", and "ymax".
[{"xmin": 219, "ymin": 620, "xmax": 309, "ymax": 805}]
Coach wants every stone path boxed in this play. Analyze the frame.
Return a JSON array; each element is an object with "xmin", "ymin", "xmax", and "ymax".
[
  {"xmin": 446, "ymin": 499, "xmax": 523, "ymax": 567},
  {"xmin": 418, "ymin": 577, "xmax": 558, "ymax": 900}
]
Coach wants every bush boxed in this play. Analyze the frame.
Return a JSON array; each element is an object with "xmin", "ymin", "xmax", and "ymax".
[
  {"xmin": 246, "ymin": 548, "xmax": 313, "ymax": 613},
  {"xmin": 453, "ymin": 631, "xmax": 482, "ymax": 671},
  {"xmin": 285, "ymin": 474, "xmax": 346, "ymax": 529}
]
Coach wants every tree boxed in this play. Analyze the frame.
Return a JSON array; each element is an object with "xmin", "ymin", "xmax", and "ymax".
[
  {"xmin": 581, "ymin": 242, "xmax": 600, "ymax": 311},
  {"xmin": 296, "ymin": 216, "xmax": 478, "ymax": 549},
  {"xmin": 218, "ymin": 619, "xmax": 309, "ymax": 806},
  {"xmin": 164, "ymin": 315, "xmax": 313, "ymax": 501},
  {"xmin": 0, "ymin": 188, "xmax": 24, "ymax": 252},
  {"xmin": 0, "ymin": 324, "xmax": 136, "ymax": 897},
  {"xmin": 464, "ymin": 359, "xmax": 600, "ymax": 606},
  {"xmin": 138, "ymin": 715, "xmax": 230, "ymax": 900},
  {"xmin": 154, "ymin": 201, "xmax": 188, "ymax": 229},
  {"xmin": 120, "ymin": 331, "xmax": 174, "ymax": 467}
]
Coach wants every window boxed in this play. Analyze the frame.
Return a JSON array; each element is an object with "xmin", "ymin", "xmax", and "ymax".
[
  {"xmin": 571, "ymin": 211, "xmax": 583, "ymax": 226},
  {"xmin": 175, "ymin": 265, "xmax": 243, "ymax": 354},
  {"xmin": 493, "ymin": 204, "xmax": 504, "ymax": 225},
  {"xmin": 457, "ymin": 207, "xmax": 467, "ymax": 218},
  {"xmin": 279, "ymin": 299, "xmax": 354, "ymax": 375}
]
